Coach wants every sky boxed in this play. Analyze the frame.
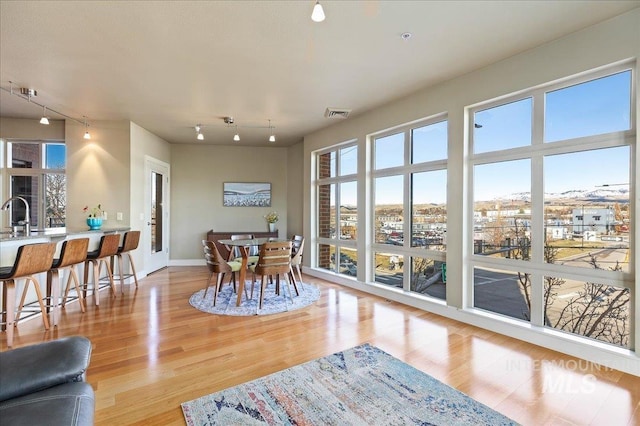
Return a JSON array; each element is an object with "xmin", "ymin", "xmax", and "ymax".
[{"xmin": 366, "ymin": 69, "xmax": 631, "ymax": 205}]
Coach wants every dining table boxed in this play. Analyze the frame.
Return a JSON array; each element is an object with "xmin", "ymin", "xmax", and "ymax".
[{"xmin": 218, "ymin": 237, "xmax": 288, "ymax": 306}]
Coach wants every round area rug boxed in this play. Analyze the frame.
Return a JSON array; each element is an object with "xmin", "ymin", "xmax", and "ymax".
[{"xmin": 189, "ymin": 280, "xmax": 320, "ymax": 316}]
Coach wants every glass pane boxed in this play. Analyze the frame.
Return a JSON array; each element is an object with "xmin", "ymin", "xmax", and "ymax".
[
  {"xmin": 339, "ymin": 181, "xmax": 357, "ymax": 240},
  {"xmin": 8, "ymin": 142, "xmax": 41, "ymax": 168},
  {"xmin": 545, "ymin": 276, "xmax": 629, "ymax": 349},
  {"xmin": 45, "ymin": 144, "xmax": 66, "ymax": 169},
  {"xmin": 151, "ymin": 171, "xmax": 163, "ymax": 253},
  {"xmin": 545, "ymin": 70, "xmax": 631, "ymax": 142},
  {"xmin": 318, "ymin": 243, "xmax": 334, "ymax": 272},
  {"xmin": 374, "ymin": 175, "xmax": 403, "ymax": 244},
  {"xmin": 339, "ymin": 146, "xmax": 357, "ymax": 176},
  {"xmin": 45, "ymin": 173, "xmax": 66, "ymax": 227},
  {"xmin": 410, "ymin": 256, "xmax": 445, "ymax": 301},
  {"xmin": 411, "ymin": 170, "xmax": 447, "ymax": 250},
  {"xmin": 338, "ymin": 247, "xmax": 358, "ymax": 277},
  {"xmin": 9, "ymin": 175, "xmax": 38, "ymax": 228},
  {"xmin": 473, "ymin": 98, "xmax": 532, "ymax": 153},
  {"xmin": 318, "ymin": 151, "xmax": 336, "ymax": 179},
  {"xmin": 544, "ymin": 147, "xmax": 630, "ymax": 271},
  {"xmin": 412, "ymin": 120, "xmax": 447, "ymax": 163},
  {"xmin": 375, "ymin": 132, "xmax": 404, "ymax": 169},
  {"xmin": 473, "ymin": 267, "xmax": 531, "ymax": 321},
  {"xmin": 474, "ymin": 160, "xmax": 531, "ymax": 260},
  {"xmin": 318, "ymin": 184, "xmax": 335, "ymax": 239},
  {"xmin": 374, "ymin": 251, "xmax": 404, "ymax": 288}
]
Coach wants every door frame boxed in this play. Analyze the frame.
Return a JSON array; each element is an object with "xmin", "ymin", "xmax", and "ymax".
[{"xmin": 144, "ymin": 156, "xmax": 170, "ymax": 274}]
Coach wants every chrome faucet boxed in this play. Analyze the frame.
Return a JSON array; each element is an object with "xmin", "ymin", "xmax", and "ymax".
[{"xmin": 1, "ymin": 196, "xmax": 30, "ymax": 235}]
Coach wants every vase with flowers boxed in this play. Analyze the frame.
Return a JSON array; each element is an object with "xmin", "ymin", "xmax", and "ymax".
[
  {"xmin": 264, "ymin": 211, "xmax": 279, "ymax": 232},
  {"xmin": 84, "ymin": 204, "xmax": 103, "ymax": 230}
]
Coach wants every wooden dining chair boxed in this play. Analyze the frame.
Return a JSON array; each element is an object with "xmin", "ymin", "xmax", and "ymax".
[
  {"xmin": 202, "ymin": 240, "xmax": 243, "ymax": 306},
  {"xmin": 250, "ymin": 240, "xmax": 293, "ymax": 309}
]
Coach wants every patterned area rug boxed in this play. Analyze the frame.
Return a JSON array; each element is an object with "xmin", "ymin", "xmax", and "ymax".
[
  {"xmin": 189, "ymin": 280, "xmax": 320, "ymax": 316},
  {"xmin": 181, "ymin": 343, "xmax": 518, "ymax": 425}
]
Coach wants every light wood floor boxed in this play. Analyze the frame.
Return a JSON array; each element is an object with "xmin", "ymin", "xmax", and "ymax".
[{"xmin": 1, "ymin": 266, "xmax": 638, "ymax": 425}]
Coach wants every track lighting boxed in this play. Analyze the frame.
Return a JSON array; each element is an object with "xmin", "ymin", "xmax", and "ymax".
[
  {"xmin": 40, "ymin": 105, "xmax": 49, "ymax": 125},
  {"xmin": 195, "ymin": 124, "xmax": 204, "ymax": 140},
  {"xmin": 83, "ymin": 117, "xmax": 91, "ymax": 140},
  {"xmin": 268, "ymin": 119, "xmax": 276, "ymax": 142},
  {"xmin": 311, "ymin": 0, "xmax": 325, "ymax": 22},
  {"xmin": 2, "ymin": 81, "xmax": 91, "ymax": 133}
]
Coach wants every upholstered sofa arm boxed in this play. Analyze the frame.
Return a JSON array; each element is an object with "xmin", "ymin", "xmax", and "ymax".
[{"xmin": 0, "ymin": 336, "xmax": 92, "ymax": 402}]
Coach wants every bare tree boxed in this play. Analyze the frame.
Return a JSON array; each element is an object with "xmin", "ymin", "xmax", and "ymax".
[{"xmin": 45, "ymin": 173, "xmax": 66, "ymax": 227}]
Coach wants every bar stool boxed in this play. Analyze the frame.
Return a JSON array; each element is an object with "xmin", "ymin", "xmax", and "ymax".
[
  {"xmin": 112, "ymin": 230, "xmax": 140, "ymax": 292},
  {"xmin": 82, "ymin": 234, "xmax": 120, "ymax": 306},
  {"xmin": 0, "ymin": 242, "xmax": 57, "ymax": 347},
  {"xmin": 47, "ymin": 238, "xmax": 90, "ymax": 313}
]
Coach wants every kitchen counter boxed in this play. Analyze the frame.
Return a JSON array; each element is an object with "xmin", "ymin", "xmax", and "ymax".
[{"xmin": 0, "ymin": 226, "xmax": 130, "ymax": 243}]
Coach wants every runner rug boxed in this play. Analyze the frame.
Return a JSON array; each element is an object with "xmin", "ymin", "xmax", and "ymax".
[
  {"xmin": 181, "ymin": 343, "xmax": 518, "ymax": 425},
  {"xmin": 189, "ymin": 280, "xmax": 320, "ymax": 316}
]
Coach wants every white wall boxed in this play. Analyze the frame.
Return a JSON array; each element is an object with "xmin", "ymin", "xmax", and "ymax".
[
  {"xmin": 170, "ymin": 143, "xmax": 288, "ymax": 261},
  {"xmin": 130, "ymin": 122, "xmax": 171, "ymax": 275},
  {"xmin": 302, "ymin": 9, "xmax": 640, "ymax": 375}
]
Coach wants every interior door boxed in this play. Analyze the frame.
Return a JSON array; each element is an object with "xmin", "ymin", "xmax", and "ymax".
[{"xmin": 145, "ymin": 157, "xmax": 169, "ymax": 273}]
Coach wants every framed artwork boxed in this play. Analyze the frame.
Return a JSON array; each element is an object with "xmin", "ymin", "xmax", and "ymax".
[{"xmin": 223, "ymin": 182, "xmax": 271, "ymax": 207}]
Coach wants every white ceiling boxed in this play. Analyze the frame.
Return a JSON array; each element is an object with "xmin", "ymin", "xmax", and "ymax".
[{"xmin": 1, "ymin": 1, "xmax": 638, "ymax": 147}]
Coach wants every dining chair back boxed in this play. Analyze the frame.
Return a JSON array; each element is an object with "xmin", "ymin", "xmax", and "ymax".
[
  {"xmin": 202, "ymin": 240, "xmax": 242, "ymax": 305},
  {"xmin": 250, "ymin": 240, "xmax": 293, "ymax": 308}
]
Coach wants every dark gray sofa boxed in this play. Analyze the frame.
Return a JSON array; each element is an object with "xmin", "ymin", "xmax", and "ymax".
[{"xmin": 0, "ymin": 336, "xmax": 95, "ymax": 425}]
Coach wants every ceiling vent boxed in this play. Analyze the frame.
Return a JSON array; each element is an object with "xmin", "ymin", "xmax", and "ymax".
[{"xmin": 324, "ymin": 108, "xmax": 351, "ymax": 119}]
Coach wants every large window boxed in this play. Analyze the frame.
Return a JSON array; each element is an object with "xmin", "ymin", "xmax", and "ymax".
[
  {"xmin": 316, "ymin": 143, "xmax": 358, "ymax": 277},
  {"xmin": 2, "ymin": 141, "xmax": 66, "ymax": 229},
  {"xmin": 469, "ymin": 65, "xmax": 633, "ymax": 348},
  {"xmin": 371, "ymin": 116, "xmax": 448, "ymax": 300}
]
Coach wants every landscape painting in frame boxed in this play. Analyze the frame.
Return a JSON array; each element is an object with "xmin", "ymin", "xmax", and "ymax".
[{"xmin": 223, "ymin": 182, "xmax": 271, "ymax": 207}]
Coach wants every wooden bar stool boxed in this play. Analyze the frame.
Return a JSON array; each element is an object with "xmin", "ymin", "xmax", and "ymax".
[
  {"xmin": 82, "ymin": 234, "xmax": 120, "ymax": 306},
  {"xmin": 112, "ymin": 230, "xmax": 140, "ymax": 293},
  {"xmin": 0, "ymin": 242, "xmax": 57, "ymax": 347},
  {"xmin": 47, "ymin": 238, "xmax": 90, "ymax": 313}
]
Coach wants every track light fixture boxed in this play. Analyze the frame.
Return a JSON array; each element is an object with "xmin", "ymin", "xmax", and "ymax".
[
  {"xmin": 268, "ymin": 119, "xmax": 276, "ymax": 142},
  {"xmin": 195, "ymin": 124, "xmax": 204, "ymax": 140},
  {"xmin": 83, "ymin": 117, "xmax": 91, "ymax": 140},
  {"xmin": 40, "ymin": 105, "xmax": 49, "ymax": 125},
  {"xmin": 311, "ymin": 0, "xmax": 325, "ymax": 22},
  {"xmin": 2, "ymin": 81, "xmax": 92, "ymax": 137}
]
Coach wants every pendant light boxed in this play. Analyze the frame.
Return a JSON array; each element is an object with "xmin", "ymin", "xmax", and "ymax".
[
  {"xmin": 311, "ymin": 0, "xmax": 325, "ymax": 22},
  {"xmin": 39, "ymin": 105, "xmax": 49, "ymax": 125},
  {"xmin": 195, "ymin": 124, "xmax": 204, "ymax": 140},
  {"xmin": 233, "ymin": 125, "xmax": 240, "ymax": 141}
]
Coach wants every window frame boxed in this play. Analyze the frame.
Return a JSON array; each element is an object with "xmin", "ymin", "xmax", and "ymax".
[{"xmin": 467, "ymin": 62, "xmax": 635, "ymax": 348}]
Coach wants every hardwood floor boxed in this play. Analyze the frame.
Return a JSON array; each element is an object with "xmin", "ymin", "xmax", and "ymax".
[{"xmin": 1, "ymin": 266, "xmax": 638, "ymax": 425}]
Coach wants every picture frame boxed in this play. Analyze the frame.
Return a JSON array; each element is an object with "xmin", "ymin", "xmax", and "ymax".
[{"xmin": 223, "ymin": 182, "xmax": 271, "ymax": 207}]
